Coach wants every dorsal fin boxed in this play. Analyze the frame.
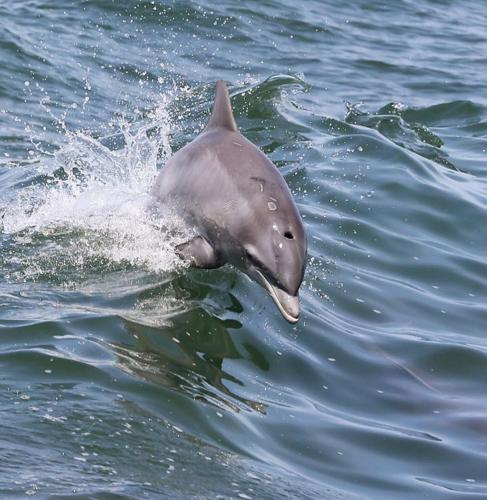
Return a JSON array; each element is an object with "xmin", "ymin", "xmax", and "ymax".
[{"xmin": 205, "ymin": 80, "xmax": 237, "ymax": 132}]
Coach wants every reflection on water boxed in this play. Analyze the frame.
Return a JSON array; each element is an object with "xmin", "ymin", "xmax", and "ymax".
[{"xmin": 105, "ymin": 282, "xmax": 268, "ymax": 414}]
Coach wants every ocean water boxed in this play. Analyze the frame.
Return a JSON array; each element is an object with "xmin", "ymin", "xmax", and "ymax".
[{"xmin": 1, "ymin": 0, "xmax": 486, "ymax": 498}]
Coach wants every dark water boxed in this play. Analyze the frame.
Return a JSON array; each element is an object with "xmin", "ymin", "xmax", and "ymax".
[{"xmin": 1, "ymin": 0, "xmax": 486, "ymax": 497}]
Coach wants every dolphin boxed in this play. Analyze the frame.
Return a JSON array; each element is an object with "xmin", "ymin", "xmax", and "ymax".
[{"xmin": 151, "ymin": 81, "xmax": 307, "ymax": 322}]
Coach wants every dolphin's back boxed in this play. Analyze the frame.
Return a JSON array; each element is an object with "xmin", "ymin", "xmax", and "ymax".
[
  {"xmin": 151, "ymin": 127, "xmax": 297, "ymax": 231},
  {"xmin": 152, "ymin": 80, "xmax": 293, "ymax": 216}
]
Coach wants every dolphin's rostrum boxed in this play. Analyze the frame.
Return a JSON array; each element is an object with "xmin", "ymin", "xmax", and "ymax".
[{"xmin": 151, "ymin": 81, "xmax": 307, "ymax": 322}]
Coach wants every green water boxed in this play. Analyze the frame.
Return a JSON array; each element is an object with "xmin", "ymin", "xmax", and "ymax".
[{"xmin": 1, "ymin": 1, "xmax": 486, "ymax": 498}]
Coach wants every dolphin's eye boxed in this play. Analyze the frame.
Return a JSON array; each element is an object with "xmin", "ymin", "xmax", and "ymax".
[{"xmin": 284, "ymin": 231, "xmax": 294, "ymax": 240}]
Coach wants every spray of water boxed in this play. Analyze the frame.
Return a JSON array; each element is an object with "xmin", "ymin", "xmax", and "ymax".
[{"xmin": 1, "ymin": 92, "xmax": 192, "ymax": 284}]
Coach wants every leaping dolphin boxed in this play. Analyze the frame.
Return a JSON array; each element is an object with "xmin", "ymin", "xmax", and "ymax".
[{"xmin": 151, "ymin": 81, "xmax": 307, "ymax": 322}]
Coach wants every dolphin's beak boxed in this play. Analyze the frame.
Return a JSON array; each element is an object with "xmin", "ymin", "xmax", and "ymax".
[{"xmin": 256, "ymin": 271, "xmax": 300, "ymax": 323}]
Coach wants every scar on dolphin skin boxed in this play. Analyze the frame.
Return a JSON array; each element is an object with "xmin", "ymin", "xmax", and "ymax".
[
  {"xmin": 250, "ymin": 176, "xmax": 266, "ymax": 192},
  {"xmin": 151, "ymin": 81, "xmax": 307, "ymax": 323}
]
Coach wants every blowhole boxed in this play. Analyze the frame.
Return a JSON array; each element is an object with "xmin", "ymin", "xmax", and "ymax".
[{"xmin": 284, "ymin": 231, "xmax": 294, "ymax": 240}]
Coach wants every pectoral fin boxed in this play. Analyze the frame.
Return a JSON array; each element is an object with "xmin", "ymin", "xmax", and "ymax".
[{"xmin": 176, "ymin": 236, "xmax": 222, "ymax": 269}]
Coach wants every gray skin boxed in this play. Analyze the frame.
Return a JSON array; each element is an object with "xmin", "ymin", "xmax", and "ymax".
[{"xmin": 151, "ymin": 81, "xmax": 307, "ymax": 323}]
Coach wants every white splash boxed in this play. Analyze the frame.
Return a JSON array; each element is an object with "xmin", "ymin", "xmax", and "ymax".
[{"xmin": 2, "ymin": 93, "xmax": 191, "ymax": 280}]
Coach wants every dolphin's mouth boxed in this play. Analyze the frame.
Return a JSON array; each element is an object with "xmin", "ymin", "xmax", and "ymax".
[{"xmin": 256, "ymin": 270, "xmax": 300, "ymax": 323}]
